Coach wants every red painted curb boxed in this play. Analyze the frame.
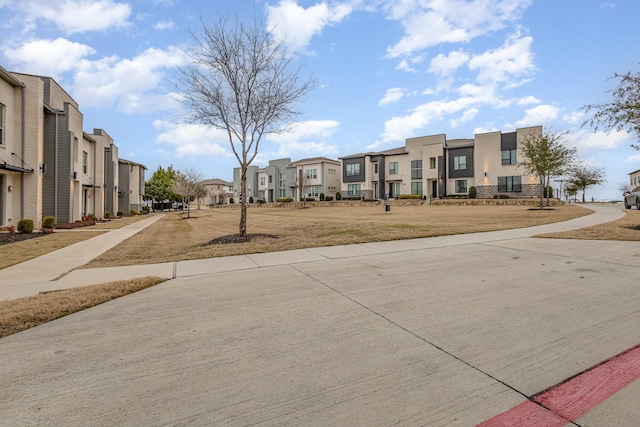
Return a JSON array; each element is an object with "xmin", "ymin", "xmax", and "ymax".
[{"xmin": 477, "ymin": 343, "xmax": 640, "ymax": 426}]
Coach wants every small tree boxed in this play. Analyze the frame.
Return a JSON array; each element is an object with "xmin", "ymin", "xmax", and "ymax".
[
  {"xmin": 583, "ymin": 70, "xmax": 640, "ymax": 149},
  {"xmin": 173, "ymin": 168, "xmax": 202, "ymax": 218},
  {"xmin": 567, "ymin": 163, "xmax": 606, "ymax": 203},
  {"xmin": 193, "ymin": 183, "xmax": 208, "ymax": 209},
  {"xmin": 176, "ymin": 15, "xmax": 314, "ymax": 236},
  {"xmin": 518, "ymin": 130, "xmax": 576, "ymax": 208}
]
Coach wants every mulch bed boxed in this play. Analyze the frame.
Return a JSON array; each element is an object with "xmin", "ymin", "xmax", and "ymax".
[
  {"xmin": 206, "ymin": 233, "xmax": 279, "ymax": 245},
  {"xmin": 0, "ymin": 233, "xmax": 47, "ymax": 246}
]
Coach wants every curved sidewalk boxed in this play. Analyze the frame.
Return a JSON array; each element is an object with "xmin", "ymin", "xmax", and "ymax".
[{"xmin": 0, "ymin": 203, "xmax": 625, "ymax": 301}]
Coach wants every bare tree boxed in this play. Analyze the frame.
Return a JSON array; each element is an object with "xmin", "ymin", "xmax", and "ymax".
[
  {"xmin": 518, "ymin": 130, "xmax": 576, "ymax": 209},
  {"xmin": 176, "ymin": 15, "xmax": 314, "ymax": 236},
  {"xmin": 567, "ymin": 163, "xmax": 606, "ymax": 203},
  {"xmin": 583, "ymin": 70, "xmax": 640, "ymax": 149},
  {"xmin": 173, "ymin": 168, "xmax": 202, "ymax": 218},
  {"xmin": 194, "ymin": 183, "xmax": 208, "ymax": 209}
]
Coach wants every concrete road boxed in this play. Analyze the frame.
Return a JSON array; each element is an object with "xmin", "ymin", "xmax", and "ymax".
[{"xmin": 2, "ymin": 205, "xmax": 640, "ymax": 425}]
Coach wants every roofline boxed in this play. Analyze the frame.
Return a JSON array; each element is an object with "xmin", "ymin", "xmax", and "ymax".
[{"xmin": 0, "ymin": 66, "xmax": 25, "ymax": 88}]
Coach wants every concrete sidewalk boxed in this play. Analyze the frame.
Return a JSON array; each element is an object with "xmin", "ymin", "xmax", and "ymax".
[
  {"xmin": 0, "ymin": 214, "xmax": 164, "ymax": 300},
  {"xmin": 39, "ymin": 202, "xmax": 625, "ymax": 296},
  {"xmin": 1, "ymin": 203, "xmax": 639, "ymax": 426}
]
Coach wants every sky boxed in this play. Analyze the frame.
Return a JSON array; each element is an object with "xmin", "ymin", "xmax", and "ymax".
[{"xmin": 1, "ymin": 0, "xmax": 639, "ymax": 201}]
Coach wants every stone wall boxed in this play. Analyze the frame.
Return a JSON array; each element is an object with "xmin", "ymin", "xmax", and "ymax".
[{"xmin": 475, "ymin": 183, "xmax": 540, "ymax": 199}]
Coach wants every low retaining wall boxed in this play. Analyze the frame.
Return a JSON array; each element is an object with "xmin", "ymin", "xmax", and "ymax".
[
  {"xmin": 208, "ymin": 198, "xmax": 563, "ymax": 208},
  {"xmin": 431, "ymin": 198, "xmax": 563, "ymax": 206}
]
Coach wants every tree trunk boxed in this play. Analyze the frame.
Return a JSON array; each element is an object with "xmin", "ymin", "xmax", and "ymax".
[
  {"xmin": 539, "ymin": 177, "xmax": 544, "ymax": 209},
  {"xmin": 240, "ymin": 167, "xmax": 247, "ymax": 236}
]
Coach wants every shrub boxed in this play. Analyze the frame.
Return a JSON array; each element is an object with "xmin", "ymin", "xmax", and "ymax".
[
  {"xmin": 335, "ymin": 192, "xmax": 342, "ymax": 200},
  {"xmin": 142, "ymin": 205, "xmax": 150, "ymax": 214},
  {"xmin": 468, "ymin": 186, "xmax": 476, "ymax": 199},
  {"xmin": 104, "ymin": 211, "xmax": 111, "ymax": 219},
  {"xmin": 249, "ymin": 196, "xmax": 254, "ymax": 203},
  {"xmin": 276, "ymin": 197, "xmax": 293, "ymax": 203},
  {"xmin": 319, "ymin": 193, "xmax": 325, "ymax": 201},
  {"xmin": 17, "ymin": 219, "xmax": 34, "ymax": 233},
  {"xmin": 130, "ymin": 209, "xmax": 141, "ymax": 215},
  {"xmin": 544, "ymin": 185, "xmax": 554, "ymax": 198},
  {"xmin": 493, "ymin": 194, "xmax": 510, "ymax": 199},
  {"xmin": 42, "ymin": 216, "xmax": 56, "ymax": 229},
  {"xmin": 229, "ymin": 198, "xmax": 234, "ymax": 204},
  {"xmin": 399, "ymin": 194, "xmax": 421, "ymax": 199},
  {"xmin": 325, "ymin": 196, "xmax": 333, "ymax": 201},
  {"xmin": 89, "ymin": 214, "xmax": 98, "ymax": 221},
  {"xmin": 117, "ymin": 210, "xmax": 125, "ymax": 217},
  {"xmin": 256, "ymin": 199, "xmax": 265, "ymax": 204}
]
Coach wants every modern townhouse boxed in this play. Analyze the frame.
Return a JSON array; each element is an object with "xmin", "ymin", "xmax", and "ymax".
[
  {"xmin": 233, "ymin": 157, "xmax": 342, "ymax": 202},
  {"xmin": 0, "ymin": 65, "xmax": 144, "ymax": 228},
  {"xmin": 629, "ymin": 169, "xmax": 640, "ymax": 190},
  {"xmin": 199, "ymin": 178, "xmax": 233, "ymax": 205},
  {"xmin": 289, "ymin": 157, "xmax": 341, "ymax": 200},
  {"xmin": 118, "ymin": 158, "xmax": 146, "ymax": 213},
  {"xmin": 340, "ymin": 126, "xmax": 542, "ymax": 200}
]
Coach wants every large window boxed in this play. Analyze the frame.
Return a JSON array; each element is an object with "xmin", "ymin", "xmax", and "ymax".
[
  {"xmin": 411, "ymin": 160, "xmax": 422, "ymax": 179},
  {"xmin": 305, "ymin": 168, "xmax": 317, "ymax": 180},
  {"xmin": 453, "ymin": 155, "xmax": 467, "ymax": 170},
  {"xmin": 429, "ymin": 157, "xmax": 436, "ymax": 169},
  {"xmin": 0, "ymin": 104, "xmax": 4, "ymax": 145},
  {"xmin": 455, "ymin": 180, "xmax": 467, "ymax": 194},
  {"xmin": 347, "ymin": 184, "xmax": 361, "ymax": 197},
  {"xmin": 389, "ymin": 162, "xmax": 398, "ymax": 175},
  {"xmin": 502, "ymin": 149, "xmax": 516, "ymax": 165},
  {"xmin": 82, "ymin": 151, "xmax": 88, "ymax": 174},
  {"xmin": 306, "ymin": 186, "xmax": 320, "ymax": 198},
  {"xmin": 411, "ymin": 181, "xmax": 423, "ymax": 196},
  {"xmin": 346, "ymin": 163, "xmax": 360, "ymax": 176},
  {"xmin": 279, "ymin": 173, "xmax": 286, "ymax": 188},
  {"xmin": 260, "ymin": 176, "xmax": 266, "ymax": 186},
  {"xmin": 279, "ymin": 188, "xmax": 287, "ymax": 198},
  {"xmin": 498, "ymin": 176, "xmax": 522, "ymax": 192}
]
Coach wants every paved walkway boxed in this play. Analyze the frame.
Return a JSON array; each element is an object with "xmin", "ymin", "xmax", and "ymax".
[
  {"xmin": 2, "ymin": 203, "xmax": 640, "ymax": 426},
  {"xmin": 0, "ymin": 203, "xmax": 627, "ymax": 301}
]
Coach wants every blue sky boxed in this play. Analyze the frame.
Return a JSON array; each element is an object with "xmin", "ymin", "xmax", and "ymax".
[{"xmin": 1, "ymin": 0, "xmax": 639, "ymax": 200}]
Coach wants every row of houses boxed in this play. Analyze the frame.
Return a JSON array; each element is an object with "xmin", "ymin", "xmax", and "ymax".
[
  {"xmin": 0, "ymin": 66, "xmax": 146, "ymax": 228},
  {"xmin": 228, "ymin": 125, "xmax": 543, "ymax": 203}
]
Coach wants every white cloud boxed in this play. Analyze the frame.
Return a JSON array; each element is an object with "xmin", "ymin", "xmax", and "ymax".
[
  {"xmin": 265, "ymin": 120, "xmax": 341, "ymax": 157},
  {"xmin": 267, "ymin": 0, "xmax": 354, "ymax": 53},
  {"xmin": 429, "ymin": 50, "xmax": 469, "ymax": 75},
  {"xmin": 4, "ymin": 38, "xmax": 95, "ymax": 79},
  {"xmin": 625, "ymin": 153, "xmax": 640, "ymax": 163},
  {"xmin": 517, "ymin": 96, "xmax": 540, "ymax": 106},
  {"xmin": 468, "ymin": 33, "xmax": 535, "ymax": 85},
  {"xmin": 385, "ymin": 0, "xmax": 532, "ymax": 58},
  {"xmin": 513, "ymin": 104, "xmax": 560, "ymax": 127},
  {"xmin": 450, "ymin": 107, "xmax": 479, "ymax": 128},
  {"xmin": 379, "ymin": 88, "xmax": 406, "ymax": 106},
  {"xmin": 563, "ymin": 110, "xmax": 584, "ymax": 124},
  {"xmin": 72, "ymin": 46, "xmax": 188, "ymax": 112},
  {"xmin": 374, "ymin": 96, "xmax": 477, "ymax": 146},
  {"xmin": 154, "ymin": 121, "xmax": 233, "ymax": 158},
  {"xmin": 395, "ymin": 59, "xmax": 417, "ymax": 73},
  {"xmin": 8, "ymin": 0, "xmax": 131, "ymax": 34},
  {"xmin": 569, "ymin": 129, "xmax": 631, "ymax": 151},
  {"xmin": 155, "ymin": 20, "xmax": 175, "ymax": 30}
]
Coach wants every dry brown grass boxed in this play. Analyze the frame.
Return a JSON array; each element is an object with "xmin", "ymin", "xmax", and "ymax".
[
  {"xmin": 0, "ymin": 215, "xmax": 149, "ymax": 270},
  {"xmin": 0, "ymin": 276, "xmax": 167, "ymax": 338},
  {"xmin": 85, "ymin": 204, "xmax": 591, "ymax": 268},
  {"xmin": 536, "ymin": 207, "xmax": 640, "ymax": 241}
]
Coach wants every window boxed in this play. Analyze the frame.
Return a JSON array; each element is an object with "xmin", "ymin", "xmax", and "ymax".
[
  {"xmin": 260, "ymin": 176, "xmax": 266, "ymax": 186},
  {"xmin": 279, "ymin": 188, "xmax": 286, "ymax": 198},
  {"xmin": 268, "ymin": 175, "xmax": 272, "ymax": 184},
  {"xmin": 374, "ymin": 162, "xmax": 379, "ymax": 174},
  {"xmin": 306, "ymin": 186, "xmax": 319, "ymax": 198},
  {"xmin": 498, "ymin": 176, "xmax": 522, "ymax": 192},
  {"xmin": 279, "ymin": 173, "xmax": 286, "ymax": 189},
  {"xmin": 502, "ymin": 149, "xmax": 516, "ymax": 165},
  {"xmin": 429, "ymin": 157, "xmax": 436, "ymax": 169},
  {"xmin": 346, "ymin": 163, "xmax": 360, "ymax": 176},
  {"xmin": 82, "ymin": 151, "xmax": 88, "ymax": 174},
  {"xmin": 453, "ymin": 156, "xmax": 466, "ymax": 170},
  {"xmin": 347, "ymin": 184, "xmax": 361, "ymax": 196},
  {"xmin": 455, "ymin": 180, "xmax": 467, "ymax": 194},
  {"xmin": 389, "ymin": 162, "xmax": 398, "ymax": 175},
  {"xmin": 0, "ymin": 104, "xmax": 4, "ymax": 145},
  {"xmin": 411, "ymin": 181, "xmax": 423, "ymax": 196},
  {"xmin": 411, "ymin": 160, "xmax": 422, "ymax": 179},
  {"xmin": 305, "ymin": 168, "xmax": 317, "ymax": 180}
]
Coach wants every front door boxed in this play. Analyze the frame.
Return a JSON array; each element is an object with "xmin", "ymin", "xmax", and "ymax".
[{"xmin": 431, "ymin": 180, "xmax": 438, "ymax": 199}]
